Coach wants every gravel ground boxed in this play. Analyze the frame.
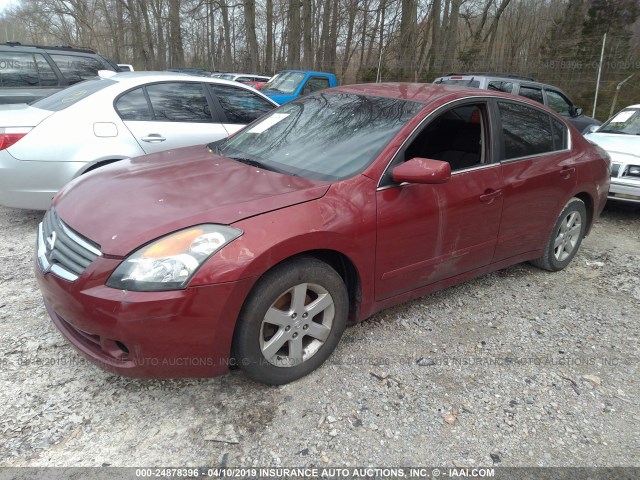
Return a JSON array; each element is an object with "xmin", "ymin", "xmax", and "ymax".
[{"xmin": 0, "ymin": 203, "xmax": 639, "ymax": 468}]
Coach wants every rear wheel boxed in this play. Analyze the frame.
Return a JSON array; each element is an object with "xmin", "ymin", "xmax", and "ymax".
[
  {"xmin": 531, "ymin": 197, "xmax": 587, "ymax": 271},
  {"xmin": 233, "ymin": 256, "xmax": 348, "ymax": 385}
]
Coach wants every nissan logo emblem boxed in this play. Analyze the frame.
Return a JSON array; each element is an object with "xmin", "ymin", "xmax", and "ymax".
[{"xmin": 46, "ymin": 231, "xmax": 57, "ymax": 251}]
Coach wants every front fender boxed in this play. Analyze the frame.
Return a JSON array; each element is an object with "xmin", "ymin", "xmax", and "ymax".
[{"xmin": 189, "ymin": 175, "xmax": 378, "ymax": 319}]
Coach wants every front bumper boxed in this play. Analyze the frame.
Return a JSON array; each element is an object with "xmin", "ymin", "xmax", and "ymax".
[
  {"xmin": 0, "ymin": 150, "xmax": 85, "ymax": 210},
  {"xmin": 34, "ymin": 222, "xmax": 256, "ymax": 378},
  {"xmin": 609, "ymin": 178, "xmax": 640, "ymax": 203}
]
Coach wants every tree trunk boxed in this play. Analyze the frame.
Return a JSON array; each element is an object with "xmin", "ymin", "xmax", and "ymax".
[
  {"xmin": 399, "ymin": 0, "xmax": 417, "ymax": 80},
  {"xmin": 168, "ymin": 0, "xmax": 184, "ymax": 67},
  {"xmin": 302, "ymin": 0, "xmax": 313, "ymax": 68},
  {"xmin": 265, "ymin": 0, "xmax": 273, "ymax": 73},
  {"xmin": 327, "ymin": 0, "xmax": 339, "ymax": 72},
  {"xmin": 287, "ymin": 0, "xmax": 301, "ymax": 68},
  {"xmin": 150, "ymin": 0, "xmax": 167, "ymax": 70},
  {"xmin": 219, "ymin": 0, "xmax": 232, "ymax": 70},
  {"xmin": 318, "ymin": 0, "xmax": 332, "ymax": 70},
  {"xmin": 139, "ymin": 1, "xmax": 157, "ymax": 69},
  {"xmin": 243, "ymin": 0, "xmax": 259, "ymax": 71},
  {"xmin": 427, "ymin": 0, "xmax": 441, "ymax": 74},
  {"xmin": 441, "ymin": 0, "xmax": 461, "ymax": 72},
  {"xmin": 340, "ymin": 0, "xmax": 358, "ymax": 81}
]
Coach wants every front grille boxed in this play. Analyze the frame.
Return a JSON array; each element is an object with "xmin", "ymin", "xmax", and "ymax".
[{"xmin": 40, "ymin": 209, "xmax": 101, "ymax": 280}]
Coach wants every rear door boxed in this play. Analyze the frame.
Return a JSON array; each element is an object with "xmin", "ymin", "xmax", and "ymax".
[
  {"xmin": 116, "ymin": 81, "xmax": 229, "ymax": 154},
  {"xmin": 492, "ymin": 100, "xmax": 576, "ymax": 262}
]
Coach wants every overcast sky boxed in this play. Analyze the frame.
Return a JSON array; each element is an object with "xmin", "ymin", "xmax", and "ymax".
[{"xmin": 0, "ymin": 0, "xmax": 17, "ymax": 13}]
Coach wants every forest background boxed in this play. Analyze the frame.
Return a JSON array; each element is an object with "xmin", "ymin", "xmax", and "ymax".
[{"xmin": 1, "ymin": 0, "xmax": 639, "ymax": 120}]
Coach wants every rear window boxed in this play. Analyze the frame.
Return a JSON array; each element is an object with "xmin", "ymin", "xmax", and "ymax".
[{"xmin": 32, "ymin": 78, "xmax": 115, "ymax": 111}]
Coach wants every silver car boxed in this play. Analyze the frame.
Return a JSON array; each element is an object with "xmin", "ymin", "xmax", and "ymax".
[
  {"xmin": 585, "ymin": 105, "xmax": 640, "ymax": 204},
  {"xmin": 0, "ymin": 71, "xmax": 277, "ymax": 210}
]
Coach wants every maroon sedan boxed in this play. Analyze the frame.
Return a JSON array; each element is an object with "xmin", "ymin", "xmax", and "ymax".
[{"xmin": 35, "ymin": 83, "xmax": 610, "ymax": 385}]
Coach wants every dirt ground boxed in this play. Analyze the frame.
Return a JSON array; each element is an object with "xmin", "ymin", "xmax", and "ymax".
[{"xmin": 0, "ymin": 203, "xmax": 638, "ymax": 468}]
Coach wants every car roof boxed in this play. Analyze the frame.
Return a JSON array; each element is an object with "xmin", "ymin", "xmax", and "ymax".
[
  {"xmin": 434, "ymin": 73, "xmax": 570, "ymax": 93},
  {"xmin": 103, "ymin": 71, "xmax": 260, "ymax": 87},
  {"xmin": 222, "ymin": 73, "xmax": 269, "ymax": 77},
  {"xmin": 437, "ymin": 72, "xmax": 536, "ymax": 81},
  {"xmin": 331, "ymin": 82, "xmax": 510, "ymax": 104},
  {"xmin": 279, "ymin": 70, "xmax": 334, "ymax": 75},
  {"xmin": 0, "ymin": 42, "xmax": 98, "ymax": 55},
  {"xmin": 82, "ymin": 71, "xmax": 278, "ymax": 105}
]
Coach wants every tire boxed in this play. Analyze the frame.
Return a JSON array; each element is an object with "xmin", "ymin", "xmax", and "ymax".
[
  {"xmin": 232, "ymin": 256, "xmax": 348, "ymax": 385},
  {"xmin": 530, "ymin": 197, "xmax": 587, "ymax": 272}
]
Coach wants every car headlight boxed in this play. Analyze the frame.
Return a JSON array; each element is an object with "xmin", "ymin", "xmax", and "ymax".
[{"xmin": 106, "ymin": 225, "xmax": 242, "ymax": 291}]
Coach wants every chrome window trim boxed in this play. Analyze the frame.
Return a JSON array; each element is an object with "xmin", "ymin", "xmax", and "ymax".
[{"xmin": 376, "ymin": 163, "xmax": 500, "ymax": 192}]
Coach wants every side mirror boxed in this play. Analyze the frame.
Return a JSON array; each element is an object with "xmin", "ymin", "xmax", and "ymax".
[
  {"xmin": 392, "ymin": 158, "xmax": 451, "ymax": 185},
  {"xmin": 571, "ymin": 106, "xmax": 583, "ymax": 117},
  {"xmin": 583, "ymin": 124, "xmax": 599, "ymax": 134}
]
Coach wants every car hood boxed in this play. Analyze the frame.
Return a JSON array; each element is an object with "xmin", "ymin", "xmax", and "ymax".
[
  {"xmin": 0, "ymin": 103, "xmax": 54, "ymax": 127},
  {"xmin": 585, "ymin": 133, "xmax": 640, "ymax": 162},
  {"xmin": 54, "ymin": 145, "xmax": 330, "ymax": 256}
]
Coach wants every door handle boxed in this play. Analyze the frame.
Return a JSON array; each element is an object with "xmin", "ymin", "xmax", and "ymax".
[
  {"xmin": 479, "ymin": 189, "xmax": 503, "ymax": 204},
  {"xmin": 560, "ymin": 167, "xmax": 576, "ymax": 179},
  {"xmin": 141, "ymin": 134, "xmax": 166, "ymax": 143}
]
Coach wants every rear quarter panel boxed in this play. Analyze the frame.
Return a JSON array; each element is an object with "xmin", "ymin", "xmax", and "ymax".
[
  {"xmin": 8, "ymin": 92, "xmax": 144, "ymax": 163},
  {"xmin": 572, "ymin": 132, "xmax": 610, "ymax": 230}
]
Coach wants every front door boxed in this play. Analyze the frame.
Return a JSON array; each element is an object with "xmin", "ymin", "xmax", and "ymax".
[{"xmin": 375, "ymin": 102, "xmax": 504, "ymax": 300}]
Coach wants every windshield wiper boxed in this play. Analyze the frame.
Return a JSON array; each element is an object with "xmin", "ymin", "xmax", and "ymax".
[{"xmin": 227, "ymin": 155, "xmax": 278, "ymax": 172}]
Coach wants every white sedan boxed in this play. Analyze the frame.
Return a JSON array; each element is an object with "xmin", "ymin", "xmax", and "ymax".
[
  {"xmin": 0, "ymin": 71, "xmax": 277, "ymax": 210},
  {"xmin": 585, "ymin": 104, "xmax": 640, "ymax": 204}
]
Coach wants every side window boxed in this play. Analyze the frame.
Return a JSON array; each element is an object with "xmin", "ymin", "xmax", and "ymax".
[
  {"xmin": 0, "ymin": 52, "xmax": 39, "ymax": 87},
  {"xmin": 209, "ymin": 84, "xmax": 274, "ymax": 124},
  {"xmin": 404, "ymin": 104, "xmax": 487, "ymax": 171},
  {"xmin": 546, "ymin": 90, "xmax": 572, "ymax": 117},
  {"xmin": 498, "ymin": 101, "xmax": 556, "ymax": 159},
  {"xmin": 518, "ymin": 86, "xmax": 544, "ymax": 104},
  {"xmin": 488, "ymin": 81, "xmax": 513, "ymax": 93},
  {"xmin": 302, "ymin": 76, "xmax": 330, "ymax": 95},
  {"xmin": 146, "ymin": 82, "xmax": 213, "ymax": 122},
  {"xmin": 49, "ymin": 54, "xmax": 104, "ymax": 84},
  {"xmin": 34, "ymin": 54, "xmax": 58, "ymax": 86},
  {"xmin": 115, "ymin": 87, "xmax": 153, "ymax": 121}
]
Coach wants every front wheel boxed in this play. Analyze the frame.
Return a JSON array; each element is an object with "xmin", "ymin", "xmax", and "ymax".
[
  {"xmin": 232, "ymin": 256, "xmax": 348, "ymax": 385},
  {"xmin": 531, "ymin": 197, "xmax": 587, "ymax": 271}
]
